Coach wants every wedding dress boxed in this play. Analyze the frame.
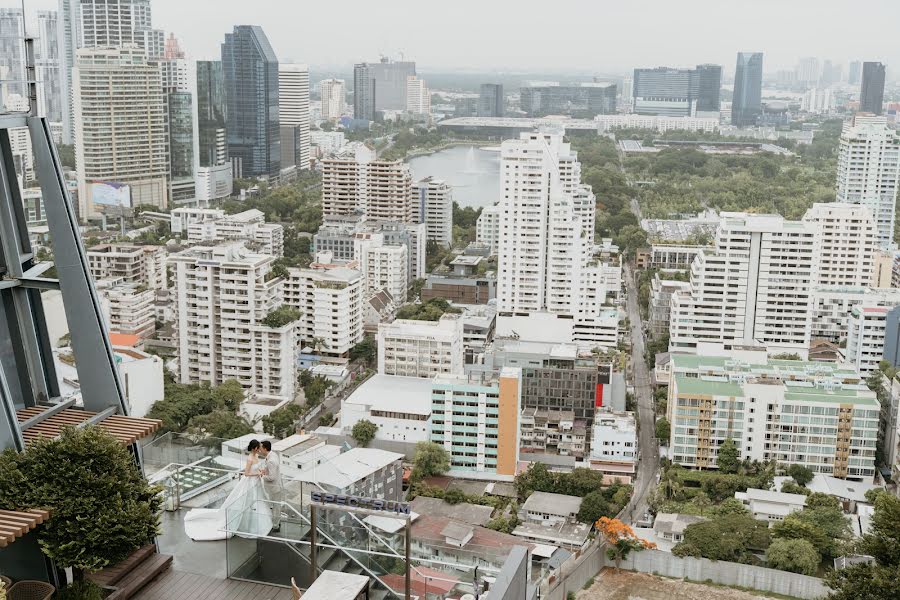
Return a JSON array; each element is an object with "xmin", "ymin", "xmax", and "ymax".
[{"xmin": 184, "ymin": 458, "xmax": 274, "ymax": 541}]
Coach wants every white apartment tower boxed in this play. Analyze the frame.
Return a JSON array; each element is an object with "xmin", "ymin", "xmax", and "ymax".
[
  {"xmin": 278, "ymin": 63, "xmax": 311, "ymax": 171},
  {"xmin": 415, "ymin": 177, "xmax": 453, "ymax": 247},
  {"xmin": 169, "ymin": 243, "xmax": 296, "ymax": 402},
  {"xmin": 802, "ymin": 203, "xmax": 877, "ymax": 287},
  {"xmin": 476, "ymin": 205, "xmax": 500, "ymax": 255},
  {"xmin": 282, "ymin": 258, "xmax": 364, "ymax": 358},
  {"xmin": 406, "ymin": 76, "xmax": 431, "ymax": 115},
  {"xmin": 87, "ymin": 244, "xmax": 167, "ymax": 290},
  {"xmin": 319, "ymin": 78, "xmax": 345, "ymax": 121},
  {"xmin": 321, "ymin": 142, "xmax": 416, "ymax": 223},
  {"xmin": 355, "ymin": 237, "xmax": 408, "ymax": 301},
  {"xmin": 74, "ymin": 46, "xmax": 169, "ymax": 220},
  {"xmin": 835, "ymin": 114, "xmax": 900, "ymax": 249},
  {"xmin": 496, "ymin": 130, "xmax": 600, "ymax": 324},
  {"xmin": 669, "ymin": 213, "xmax": 818, "ymax": 355}
]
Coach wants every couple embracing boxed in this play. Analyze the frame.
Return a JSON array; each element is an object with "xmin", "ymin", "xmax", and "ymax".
[{"xmin": 184, "ymin": 438, "xmax": 285, "ymax": 540}]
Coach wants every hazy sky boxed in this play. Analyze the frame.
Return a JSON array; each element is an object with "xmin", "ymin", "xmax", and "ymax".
[{"xmin": 14, "ymin": 0, "xmax": 900, "ymax": 74}]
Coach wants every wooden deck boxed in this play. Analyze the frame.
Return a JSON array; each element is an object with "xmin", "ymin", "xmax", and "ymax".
[{"xmin": 133, "ymin": 569, "xmax": 293, "ymax": 600}]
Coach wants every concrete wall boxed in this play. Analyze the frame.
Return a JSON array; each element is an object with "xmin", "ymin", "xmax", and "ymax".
[
  {"xmin": 615, "ymin": 549, "xmax": 829, "ymax": 600},
  {"xmin": 489, "ymin": 546, "xmax": 536, "ymax": 600},
  {"xmin": 544, "ymin": 542, "xmax": 605, "ymax": 600}
]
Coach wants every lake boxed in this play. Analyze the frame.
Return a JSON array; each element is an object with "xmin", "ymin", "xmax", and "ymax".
[{"xmin": 408, "ymin": 145, "xmax": 500, "ymax": 208}]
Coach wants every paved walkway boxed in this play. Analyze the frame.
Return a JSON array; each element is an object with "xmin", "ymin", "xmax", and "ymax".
[{"xmin": 134, "ymin": 569, "xmax": 293, "ymax": 600}]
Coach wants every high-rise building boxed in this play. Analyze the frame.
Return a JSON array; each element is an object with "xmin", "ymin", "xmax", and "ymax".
[
  {"xmin": 319, "ymin": 78, "xmax": 345, "ymax": 121},
  {"xmin": 0, "ymin": 8, "xmax": 25, "ymax": 108},
  {"xmin": 633, "ymin": 65, "xmax": 721, "ymax": 116},
  {"xmin": 796, "ymin": 57, "xmax": 820, "ymax": 85},
  {"xmin": 478, "ymin": 83, "xmax": 504, "ymax": 117},
  {"xmin": 356, "ymin": 239, "xmax": 407, "ymax": 301},
  {"xmin": 695, "ymin": 64, "xmax": 722, "ymax": 113},
  {"xmin": 195, "ymin": 60, "xmax": 232, "ymax": 201},
  {"xmin": 184, "ymin": 209, "xmax": 284, "ymax": 257},
  {"xmin": 73, "ymin": 46, "xmax": 169, "ymax": 220},
  {"xmin": 496, "ymin": 131, "xmax": 599, "ymax": 323},
  {"xmin": 283, "ymin": 260, "xmax": 364, "ymax": 357},
  {"xmin": 669, "ymin": 212, "xmax": 818, "ymax": 355},
  {"xmin": 57, "ymin": 0, "xmax": 78, "ymax": 143},
  {"xmin": 352, "ymin": 62, "xmax": 375, "ymax": 121},
  {"xmin": 520, "ymin": 82, "xmax": 616, "ymax": 117},
  {"xmin": 836, "ymin": 114, "xmax": 900, "ymax": 249},
  {"xmin": 221, "ymin": 25, "xmax": 280, "ymax": 179},
  {"xmin": 169, "ymin": 243, "xmax": 297, "ymax": 402},
  {"xmin": 321, "ymin": 142, "xmax": 416, "ymax": 222},
  {"xmin": 405, "ymin": 75, "xmax": 430, "ymax": 115},
  {"xmin": 278, "ymin": 63, "xmax": 310, "ymax": 172},
  {"xmin": 159, "ymin": 34, "xmax": 196, "ymax": 204},
  {"xmin": 848, "ymin": 61, "xmax": 862, "ymax": 86},
  {"xmin": 732, "ymin": 52, "xmax": 763, "ymax": 126},
  {"xmin": 35, "ymin": 10, "xmax": 63, "ymax": 123},
  {"xmin": 860, "ymin": 62, "xmax": 886, "ymax": 115},
  {"xmin": 87, "ymin": 243, "xmax": 167, "ymax": 290},
  {"xmin": 78, "ymin": 0, "xmax": 161, "ymax": 57},
  {"xmin": 368, "ymin": 57, "xmax": 416, "ymax": 111},
  {"xmin": 476, "ymin": 205, "xmax": 500, "ymax": 255},
  {"xmin": 803, "ymin": 203, "xmax": 877, "ymax": 287},
  {"xmin": 415, "ymin": 177, "xmax": 453, "ymax": 247}
]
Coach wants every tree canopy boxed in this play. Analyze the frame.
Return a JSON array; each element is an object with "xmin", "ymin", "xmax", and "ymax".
[
  {"xmin": 148, "ymin": 378, "xmax": 246, "ymax": 434},
  {"xmin": 352, "ymin": 420, "xmax": 378, "ymax": 447},
  {"xmin": 0, "ymin": 426, "xmax": 160, "ymax": 576},
  {"xmin": 716, "ymin": 438, "xmax": 740, "ymax": 474},
  {"xmin": 411, "ymin": 441, "xmax": 450, "ymax": 480},
  {"xmin": 673, "ymin": 513, "xmax": 770, "ymax": 563},
  {"xmin": 765, "ymin": 538, "xmax": 819, "ymax": 576},
  {"xmin": 396, "ymin": 298, "xmax": 462, "ymax": 321}
]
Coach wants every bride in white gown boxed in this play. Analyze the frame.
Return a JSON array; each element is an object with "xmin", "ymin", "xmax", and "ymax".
[{"xmin": 184, "ymin": 440, "xmax": 274, "ymax": 541}]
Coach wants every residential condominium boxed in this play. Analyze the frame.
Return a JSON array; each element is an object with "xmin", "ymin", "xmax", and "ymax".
[
  {"xmin": 282, "ymin": 255, "xmax": 364, "ymax": 358},
  {"xmin": 97, "ymin": 280, "xmax": 156, "ymax": 339},
  {"xmin": 669, "ymin": 213, "xmax": 818, "ymax": 356},
  {"xmin": 475, "ymin": 205, "xmax": 500, "ymax": 255},
  {"xmin": 378, "ymin": 314, "xmax": 464, "ymax": 378},
  {"xmin": 321, "ymin": 142, "xmax": 416, "ymax": 223},
  {"xmin": 169, "ymin": 243, "xmax": 296, "ymax": 402},
  {"xmin": 406, "ymin": 76, "xmax": 430, "ymax": 115},
  {"xmin": 835, "ymin": 114, "xmax": 900, "ymax": 249},
  {"xmin": 649, "ymin": 275, "xmax": 690, "ymax": 339},
  {"xmin": 184, "ymin": 209, "xmax": 284, "ymax": 257},
  {"xmin": 415, "ymin": 177, "xmax": 453, "ymax": 247},
  {"xmin": 355, "ymin": 236, "xmax": 408, "ymax": 301},
  {"xmin": 496, "ymin": 130, "xmax": 615, "ymax": 345},
  {"xmin": 810, "ymin": 286, "xmax": 900, "ymax": 343},
  {"xmin": 87, "ymin": 244, "xmax": 167, "ymax": 290},
  {"xmin": 846, "ymin": 306, "xmax": 890, "ymax": 376},
  {"xmin": 667, "ymin": 350, "xmax": 878, "ymax": 479},
  {"xmin": 520, "ymin": 408, "xmax": 587, "ymax": 458},
  {"xmin": 431, "ymin": 367, "xmax": 522, "ymax": 479},
  {"xmin": 73, "ymin": 46, "xmax": 169, "ymax": 220},
  {"xmin": 803, "ymin": 203, "xmax": 877, "ymax": 287},
  {"xmin": 319, "ymin": 78, "xmax": 345, "ymax": 121}
]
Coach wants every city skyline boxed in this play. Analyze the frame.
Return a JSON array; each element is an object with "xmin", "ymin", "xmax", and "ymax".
[{"xmin": 9, "ymin": 0, "xmax": 900, "ymax": 74}]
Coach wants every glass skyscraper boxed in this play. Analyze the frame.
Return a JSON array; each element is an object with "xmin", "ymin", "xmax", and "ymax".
[
  {"xmin": 221, "ymin": 25, "xmax": 280, "ymax": 179},
  {"xmin": 860, "ymin": 62, "xmax": 885, "ymax": 115},
  {"xmin": 353, "ymin": 63, "xmax": 376, "ymax": 121},
  {"xmin": 732, "ymin": 52, "xmax": 763, "ymax": 127},
  {"xmin": 695, "ymin": 64, "xmax": 722, "ymax": 113},
  {"xmin": 196, "ymin": 60, "xmax": 228, "ymax": 168},
  {"xmin": 478, "ymin": 83, "xmax": 504, "ymax": 117}
]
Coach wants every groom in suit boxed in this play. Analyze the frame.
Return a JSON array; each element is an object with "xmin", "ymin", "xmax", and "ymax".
[{"xmin": 258, "ymin": 440, "xmax": 285, "ymax": 531}]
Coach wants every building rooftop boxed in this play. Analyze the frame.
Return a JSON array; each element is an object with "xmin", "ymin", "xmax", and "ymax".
[
  {"xmin": 742, "ymin": 488, "xmax": 809, "ymax": 506},
  {"xmin": 653, "ymin": 513, "xmax": 707, "ymax": 536},
  {"xmin": 410, "ymin": 497, "xmax": 495, "ymax": 527},
  {"xmin": 774, "ymin": 474, "xmax": 882, "ymax": 503},
  {"xmin": 343, "ymin": 374, "xmax": 433, "ymax": 416},
  {"xmin": 522, "ymin": 492, "xmax": 582, "ymax": 517},
  {"xmin": 296, "ymin": 447, "xmax": 402, "ymax": 489},
  {"xmin": 450, "ymin": 255, "xmax": 483, "ymax": 267},
  {"xmin": 673, "ymin": 375, "xmax": 879, "ymax": 406},
  {"xmin": 670, "ymin": 353, "xmax": 861, "ymax": 380}
]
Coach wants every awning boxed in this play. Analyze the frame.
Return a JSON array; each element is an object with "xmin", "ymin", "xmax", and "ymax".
[
  {"xmin": 16, "ymin": 406, "xmax": 161, "ymax": 446},
  {"xmin": 0, "ymin": 509, "xmax": 49, "ymax": 548}
]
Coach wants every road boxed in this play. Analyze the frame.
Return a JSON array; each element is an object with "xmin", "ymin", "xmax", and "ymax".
[{"xmin": 624, "ymin": 263, "xmax": 659, "ymax": 524}]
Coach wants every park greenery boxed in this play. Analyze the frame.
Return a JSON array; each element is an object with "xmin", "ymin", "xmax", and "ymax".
[
  {"xmin": 453, "ymin": 201, "xmax": 483, "ymax": 246},
  {"xmin": 515, "ymin": 463, "xmax": 632, "ymax": 524},
  {"xmin": 225, "ymin": 171, "xmax": 323, "ymax": 232},
  {"xmin": 186, "ymin": 410, "xmax": 253, "ymax": 440},
  {"xmin": 615, "ymin": 121, "xmax": 843, "ymax": 224},
  {"xmin": 396, "ymin": 297, "xmax": 463, "ymax": 321},
  {"xmin": 0, "ymin": 426, "xmax": 161, "ymax": 582}
]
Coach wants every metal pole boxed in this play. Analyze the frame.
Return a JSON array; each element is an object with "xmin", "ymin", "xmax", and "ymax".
[
  {"xmin": 310, "ymin": 504, "xmax": 318, "ymax": 583},
  {"xmin": 404, "ymin": 516, "xmax": 411, "ymax": 600}
]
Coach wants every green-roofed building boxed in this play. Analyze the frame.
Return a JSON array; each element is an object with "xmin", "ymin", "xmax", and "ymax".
[{"xmin": 668, "ymin": 356, "xmax": 879, "ymax": 480}]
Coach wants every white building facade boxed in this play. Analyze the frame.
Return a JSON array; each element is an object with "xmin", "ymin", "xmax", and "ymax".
[
  {"xmin": 378, "ymin": 314, "xmax": 464, "ymax": 378},
  {"xmin": 835, "ymin": 114, "xmax": 900, "ymax": 249},
  {"xmin": 415, "ymin": 177, "xmax": 453, "ymax": 247},
  {"xmin": 278, "ymin": 63, "xmax": 311, "ymax": 171},
  {"xmin": 319, "ymin": 78, "xmax": 345, "ymax": 121}
]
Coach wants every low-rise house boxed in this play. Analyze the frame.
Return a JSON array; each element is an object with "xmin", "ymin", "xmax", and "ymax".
[
  {"xmin": 653, "ymin": 513, "xmax": 707, "ymax": 544},
  {"xmin": 519, "ymin": 408, "xmax": 587, "ymax": 457},
  {"xmin": 589, "ymin": 411, "xmax": 637, "ymax": 484},
  {"xmin": 735, "ymin": 488, "xmax": 807, "ymax": 523},
  {"xmin": 409, "ymin": 497, "xmax": 495, "ymax": 527},
  {"xmin": 340, "ymin": 374, "xmax": 433, "ymax": 444},
  {"xmin": 513, "ymin": 491, "xmax": 590, "ymax": 549}
]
